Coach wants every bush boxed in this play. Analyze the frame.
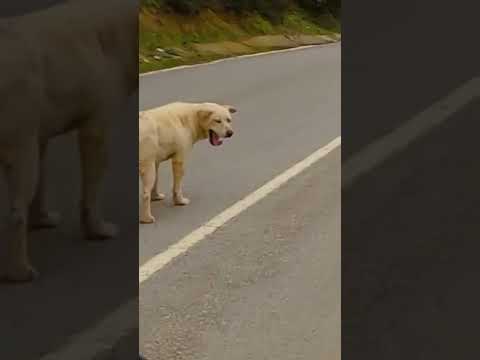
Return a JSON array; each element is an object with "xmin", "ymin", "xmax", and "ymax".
[
  {"xmin": 165, "ymin": 0, "xmax": 201, "ymax": 14},
  {"xmin": 224, "ymin": 0, "xmax": 289, "ymax": 24},
  {"xmin": 152, "ymin": 0, "xmax": 340, "ymax": 20},
  {"xmin": 297, "ymin": 0, "xmax": 341, "ymax": 16},
  {"xmin": 257, "ymin": 0, "xmax": 289, "ymax": 24},
  {"xmin": 327, "ymin": 0, "xmax": 341, "ymax": 16}
]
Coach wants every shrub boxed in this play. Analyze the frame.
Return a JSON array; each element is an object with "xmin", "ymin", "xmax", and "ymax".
[
  {"xmin": 149, "ymin": 0, "xmax": 340, "ymax": 20},
  {"xmin": 165, "ymin": 0, "xmax": 201, "ymax": 15},
  {"xmin": 297, "ymin": 0, "xmax": 341, "ymax": 16},
  {"xmin": 224, "ymin": 0, "xmax": 289, "ymax": 24}
]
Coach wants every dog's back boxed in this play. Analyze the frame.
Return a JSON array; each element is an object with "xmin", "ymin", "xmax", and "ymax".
[{"xmin": 139, "ymin": 103, "xmax": 190, "ymax": 166}]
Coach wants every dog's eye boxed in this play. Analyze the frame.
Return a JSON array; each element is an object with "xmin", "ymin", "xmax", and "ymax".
[{"xmin": 215, "ymin": 119, "xmax": 222, "ymax": 123}]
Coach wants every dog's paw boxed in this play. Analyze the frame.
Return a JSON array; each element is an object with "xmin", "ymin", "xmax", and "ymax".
[
  {"xmin": 29, "ymin": 211, "xmax": 61, "ymax": 230},
  {"xmin": 85, "ymin": 220, "xmax": 118, "ymax": 241},
  {"xmin": 151, "ymin": 192, "xmax": 166, "ymax": 201},
  {"xmin": 174, "ymin": 196, "xmax": 190, "ymax": 206},
  {"xmin": 4, "ymin": 263, "xmax": 39, "ymax": 282},
  {"xmin": 140, "ymin": 214, "xmax": 156, "ymax": 224}
]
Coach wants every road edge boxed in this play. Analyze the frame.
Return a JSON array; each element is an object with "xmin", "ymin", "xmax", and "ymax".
[{"xmin": 140, "ymin": 39, "xmax": 341, "ymax": 77}]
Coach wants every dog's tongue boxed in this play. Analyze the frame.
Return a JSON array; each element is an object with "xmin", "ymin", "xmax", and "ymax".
[{"xmin": 211, "ymin": 132, "xmax": 223, "ymax": 146}]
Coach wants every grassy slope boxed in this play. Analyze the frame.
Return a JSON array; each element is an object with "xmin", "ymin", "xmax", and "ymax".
[{"xmin": 139, "ymin": 5, "xmax": 340, "ymax": 73}]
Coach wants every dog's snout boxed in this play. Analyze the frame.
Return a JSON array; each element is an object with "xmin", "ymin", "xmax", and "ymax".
[{"xmin": 226, "ymin": 130, "xmax": 234, "ymax": 138}]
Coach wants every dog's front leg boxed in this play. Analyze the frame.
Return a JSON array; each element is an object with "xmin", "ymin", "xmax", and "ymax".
[
  {"xmin": 140, "ymin": 161, "xmax": 156, "ymax": 223},
  {"xmin": 4, "ymin": 137, "xmax": 39, "ymax": 281},
  {"xmin": 172, "ymin": 156, "xmax": 190, "ymax": 206},
  {"xmin": 78, "ymin": 125, "xmax": 117, "ymax": 240},
  {"xmin": 151, "ymin": 160, "xmax": 165, "ymax": 201},
  {"xmin": 29, "ymin": 142, "xmax": 61, "ymax": 229}
]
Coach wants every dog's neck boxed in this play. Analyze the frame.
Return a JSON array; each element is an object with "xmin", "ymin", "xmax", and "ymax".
[
  {"xmin": 189, "ymin": 119, "xmax": 208, "ymax": 144},
  {"xmin": 182, "ymin": 105, "xmax": 208, "ymax": 144},
  {"xmin": 182, "ymin": 104, "xmax": 208, "ymax": 144}
]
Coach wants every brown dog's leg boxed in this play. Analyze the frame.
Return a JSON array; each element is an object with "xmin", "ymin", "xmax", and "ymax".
[
  {"xmin": 78, "ymin": 124, "xmax": 117, "ymax": 240},
  {"xmin": 151, "ymin": 160, "xmax": 165, "ymax": 201},
  {"xmin": 29, "ymin": 142, "xmax": 61, "ymax": 229},
  {"xmin": 4, "ymin": 136, "xmax": 39, "ymax": 282},
  {"xmin": 140, "ymin": 162, "xmax": 156, "ymax": 223},
  {"xmin": 172, "ymin": 157, "xmax": 190, "ymax": 206}
]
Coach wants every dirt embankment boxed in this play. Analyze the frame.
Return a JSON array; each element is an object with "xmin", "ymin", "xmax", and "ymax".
[{"xmin": 139, "ymin": 7, "xmax": 341, "ymax": 73}]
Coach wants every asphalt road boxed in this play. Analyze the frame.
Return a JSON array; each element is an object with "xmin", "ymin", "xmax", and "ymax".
[
  {"xmin": 343, "ymin": 1, "xmax": 480, "ymax": 160},
  {"xmin": 342, "ymin": 2, "xmax": 480, "ymax": 357},
  {"xmin": 141, "ymin": 149, "xmax": 340, "ymax": 360},
  {"xmin": 343, "ymin": 96, "xmax": 480, "ymax": 359},
  {"xmin": 2, "ymin": 0, "xmax": 478, "ymax": 358},
  {"xmin": 139, "ymin": 43, "xmax": 340, "ymax": 261},
  {"xmin": 139, "ymin": 43, "xmax": 341, "ymax": 359},
  {"xmin": 0, "ymin": 0, "xmax": 64, "ymax": 18},
  {"xmin": 2, "ymin": 0, "xmax": 477, "ymax": 357}
]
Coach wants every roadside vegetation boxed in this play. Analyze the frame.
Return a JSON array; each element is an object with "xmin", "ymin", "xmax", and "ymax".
[{"xmin": 139, "ymin": 0, "xmax": 341, "ymax": 72}]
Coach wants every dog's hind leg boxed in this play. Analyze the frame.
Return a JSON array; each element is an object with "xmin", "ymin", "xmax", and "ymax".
[
  {"xmin": 29, "ymin": 142, "xmax": 61, "ymax": 229},
  {"xmin": 150, "ymin": 160, "xmax": 165, "ymax": 201},
  {"xmin": 140, "ymin": 162, "xmax": 156, "ymax": 224},
  {"xmin": 78, "ymin": 123, "xmax": 117, "ymax": 240},
  {"xmin": 4, "ymin": 136, "xmax": 39, "ymax": 282}
]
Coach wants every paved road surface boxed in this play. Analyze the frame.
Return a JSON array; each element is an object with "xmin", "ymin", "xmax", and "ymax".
[
  {"xmin": 139, "ymin": 44, "xmax": 340, "ymax": 261},
  {"xmin": 343, "ymin": 96, "xmax": 480, "ymax": 359},
  {"xmin": 342, "ymin": 2, "xmax": 480, "ymax": 160},
  {"xmin": 139, "ymin": 44, "xmax": 341, "ymax": 359},
  {"xmin": 137, "ymin": 1, "xmax": 480, "ymax": 358},
  {"xmin": 0, "ymin": 0, "xmax": 64, "ymax": 18},
  {"xmin": 3, "ymin": 0, "xmax": 477, "ymax": 357},
  {"xmin": 141, "ymin": 150, "xmax": 340, "ymax": 359},
  {"xmin": 0, "ymin": 42, "xmax": 340, "ymax": 360},
  {"xmin": 342, "ymin": 2, "xmax": 480, "ymax": 357}
]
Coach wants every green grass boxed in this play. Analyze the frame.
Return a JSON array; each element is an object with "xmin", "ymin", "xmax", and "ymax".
[
  {"xmin": 139, "ymin": 6, "xmax": 340, "ymax": 73},
  {"xmin": 281, "ymin": 10, "xmax": 339, "ymax": 35},
  {"xmin": 242, "ymin": 13, "xmax": 276, "ymax": 34}
]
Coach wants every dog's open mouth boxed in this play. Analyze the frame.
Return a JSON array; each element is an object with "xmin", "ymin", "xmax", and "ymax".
[{"xmin": 209, "ymin": 130, "xmax": 223, "ymax": 146}]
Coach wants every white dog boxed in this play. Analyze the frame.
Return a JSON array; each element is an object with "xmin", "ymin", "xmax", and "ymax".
[
  {"xmin": 0, "ymin": 0, "xmax": 137, "ymax": 281},
  {"xmin": 139, "ymin": 102, "xmax": 237, "ymax": 224}
]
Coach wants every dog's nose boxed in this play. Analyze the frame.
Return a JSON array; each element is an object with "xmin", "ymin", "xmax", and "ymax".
[{"xmin": 226, "ymin": 130, "xmax": 234, "ymax": 138}]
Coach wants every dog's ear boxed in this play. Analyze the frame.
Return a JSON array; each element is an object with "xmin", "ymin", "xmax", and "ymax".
[{"xmin": 223, "ymin": 105, "xmax": 237, "ymax": 114}]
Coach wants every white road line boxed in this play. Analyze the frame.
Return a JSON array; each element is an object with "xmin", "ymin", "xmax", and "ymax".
[
  {"xmin": 139, "ymin": 136, "xmax": 341, "ymax": 283},
  {"xmin": 140, "ymin": 41, "xmax": 339, "ymax": 77},
  {"xmin": 40, "ymin": 300, "xmax": 137, "ymax": 360},
  {"xmin": 40, "ymin": 136, "xmax": 340, "ymax": 360},
  {"xmin": 343, "ymin": 76, "xmax": 480, "ymax": 188}
]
